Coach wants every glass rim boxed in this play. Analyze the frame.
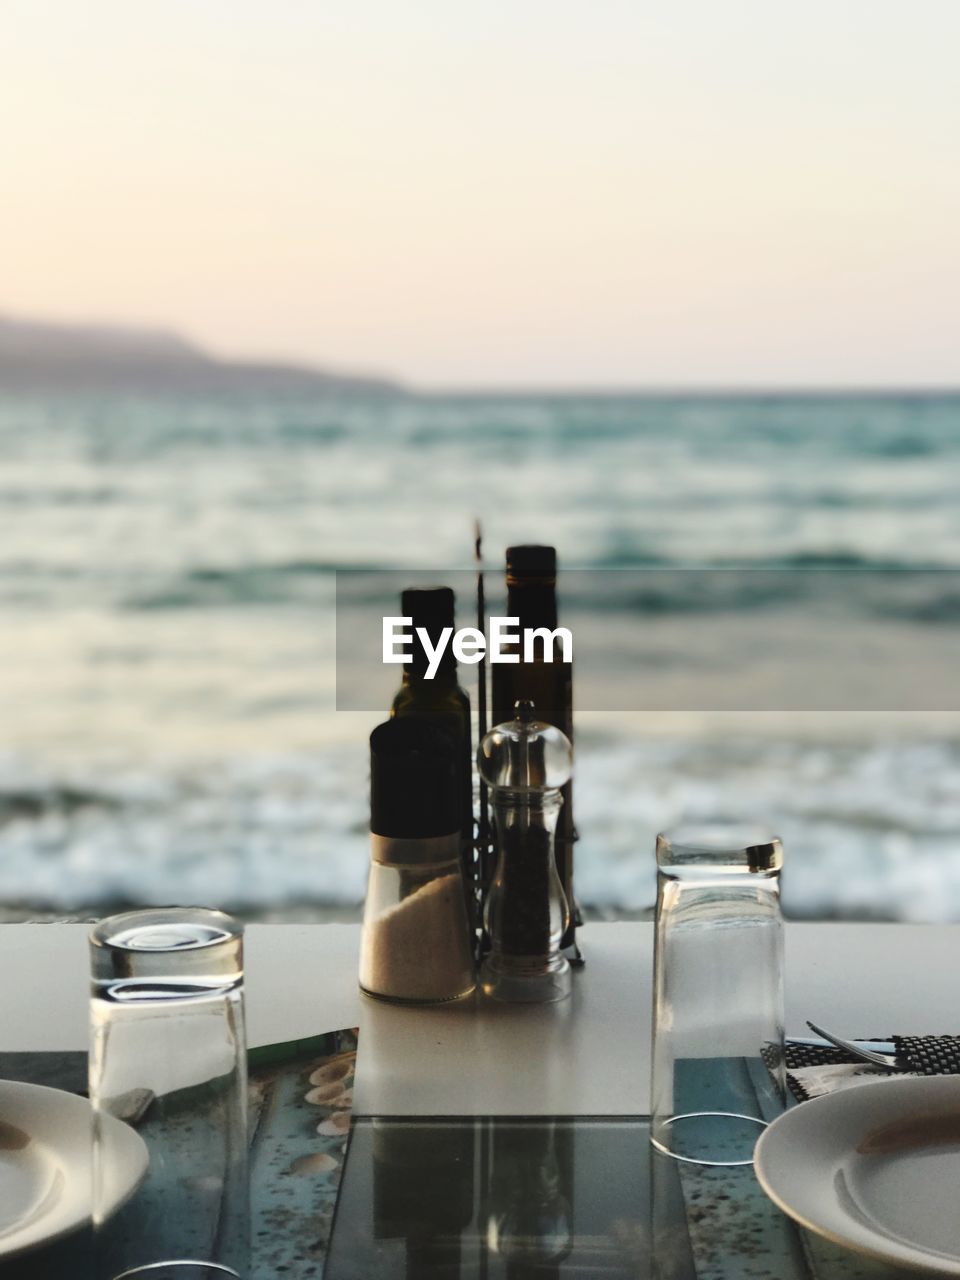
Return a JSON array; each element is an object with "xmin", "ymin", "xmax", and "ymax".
[
  {"xmin": 113, "ymin": 1265, "xmax": 242, "ymax": 1279},
  {"xmin": 656, "ymin": 824, "xmax": 782, "ymax": 870},
  {"xmin": 91, "ymin": 906, "xmax": 243, "ymax": 953},
  {"xmin": 89, "ymin": 907, "xmax": 244, "ymax": 986}
]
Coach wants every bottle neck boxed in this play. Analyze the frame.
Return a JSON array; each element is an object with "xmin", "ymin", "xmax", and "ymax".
[
  {"xmin": 506, "ymin": 581, "xmax": 558, "ymax": 630},
  {"xmin": 401, "ymin": 665, "xmax": 458, "ymax": 688},
  {"xmin": 404, "ymin": 625, "xmax": 458, "ymax": 681}
]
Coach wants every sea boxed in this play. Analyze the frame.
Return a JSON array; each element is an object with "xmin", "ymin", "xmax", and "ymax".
[{"xmin": 2, "ymin": 390, "xmax": 960, "ymax": 922}]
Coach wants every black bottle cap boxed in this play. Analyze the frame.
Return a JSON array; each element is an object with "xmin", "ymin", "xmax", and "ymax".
[
  {"xmin": 400, "ymin": 586, "xmax": 457, "ymax": 677},
  {"xmin": 370, "ymin": 718, "xmax": 459, "ymax": 838},
  {"xmin": 506, "ymin": 545, "xmax": 557, "ymax": 583},
  {"xmin": 401, "ymin": 586, "xmax": 455, "ymax": 624}
]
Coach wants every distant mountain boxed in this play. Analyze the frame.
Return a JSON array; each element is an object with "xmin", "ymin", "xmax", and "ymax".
[{"xmin": 0, "ymin": 315, "xmax": 403, "ymax": 394}]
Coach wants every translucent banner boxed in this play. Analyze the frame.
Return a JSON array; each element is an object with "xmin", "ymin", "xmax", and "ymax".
[{"xmin": 336, "ymin": 568, "xmax": 960, "ymax": 712}]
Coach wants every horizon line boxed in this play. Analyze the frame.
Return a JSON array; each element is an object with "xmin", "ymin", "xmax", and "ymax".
[
  {"xmin": 3, "ymin": 309, "xmax": 959, "ymax": 398},
  {"xmin": 411, "ymin": 383, "xmax": 960, "ymax": 398}
]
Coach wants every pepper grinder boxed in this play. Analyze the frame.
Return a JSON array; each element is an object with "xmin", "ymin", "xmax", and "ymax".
[{"xmin": 478, "ymin": 700, "xmax": 573, "ymax": 1003}]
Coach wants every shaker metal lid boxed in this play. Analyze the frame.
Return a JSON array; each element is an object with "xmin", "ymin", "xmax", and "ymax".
[{"xmin": 370, "ymin": 718, "xmax": 459, "ymax": 837}]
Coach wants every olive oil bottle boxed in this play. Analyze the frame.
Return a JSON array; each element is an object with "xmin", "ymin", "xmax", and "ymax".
[{"xmin": 390, "ymin": 586, "xmax": 475, "ymax": 923}]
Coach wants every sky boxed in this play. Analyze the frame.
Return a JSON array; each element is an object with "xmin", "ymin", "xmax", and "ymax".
[{"xmin": 3, "ymin": 1, "xmax": 960, "ymax": 388}]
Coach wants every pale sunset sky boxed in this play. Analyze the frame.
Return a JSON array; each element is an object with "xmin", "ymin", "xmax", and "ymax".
[{"xmin": 3, "ymin": 1, "xmax": 959, "ymax": 387}]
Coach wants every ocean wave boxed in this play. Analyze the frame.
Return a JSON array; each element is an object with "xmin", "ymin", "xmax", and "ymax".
[
  {"xmin": 2, "ymin": 390, "xmax": 960, "ymax": 925},
  {"xmin": 555, "ymin": 565, "xmax": 960, "ymax": 624},
  {"xmin": 0, "ymin": 753, "xmax": 369, "ymax": 911},
  {"xmin": 869, "ymin": 592, "xmax": 960, "ymax": 624},
  {"xmin": 586, "ymin": 549, "xmax": 957, "ymax": 571},
  {"xmin": 123, "ymin": 561, "xmax": 343, "ymax": 609},
  {"xmin": 865, "ymin": 435, "xmax": 938, "ymax": 458},
  {"xmin": 117, "ymin": 556, "xmax": 960, "ymax": 621},
  {"xmin": 0, "ymin": 784, "xmax": 120, "ymax": 821},
  {"xmin": 3, "ymin": 737, "xmax": 960, "ymax": 920},
  {"xmin": 0, "ymin": 485, "xmax": 122, "ymax": 506}
]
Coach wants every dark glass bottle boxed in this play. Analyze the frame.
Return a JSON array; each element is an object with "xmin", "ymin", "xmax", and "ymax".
[
  {"xmin": 491, "ymin": 546, "xmax": 577, "ymax": 951},
  {"xmin": 390, "ymin": 586, "xmax": 475, "ymax": 924}
]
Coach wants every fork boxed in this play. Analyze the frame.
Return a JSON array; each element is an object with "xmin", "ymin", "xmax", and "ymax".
[{"xmin": 805, "ymin": 1020, "xmax": 911, "ymax": 1072}]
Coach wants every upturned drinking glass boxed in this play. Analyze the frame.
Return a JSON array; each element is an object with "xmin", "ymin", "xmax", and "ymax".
[
  {"xmin": 89, "ymin": 908, "xmax": 248, "ymax": 1279},
  {"xmin": 650, "ymin": 827, "xmax": 785, "ymax": 1166}
]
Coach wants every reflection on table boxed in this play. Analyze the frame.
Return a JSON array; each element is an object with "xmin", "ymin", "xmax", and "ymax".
[{"xmin": 326, "ymin": 1115, "xmax": 913, "ymax": 1280}]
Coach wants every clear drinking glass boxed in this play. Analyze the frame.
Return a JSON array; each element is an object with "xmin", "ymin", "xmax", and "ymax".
[
  {"xmin": 89, "ymin": 907, "xmax": 248, "ymax": 1279},
  {"xmin": 650, "ymin": 827, "xmax": 785, "ymax": 1166}
]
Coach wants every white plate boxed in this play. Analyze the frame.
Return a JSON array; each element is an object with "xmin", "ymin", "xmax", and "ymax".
[
  {"xmin": 0, "ymin": 1079, "xmax": 148, "ymax": 1259},
  {"xmin": 756, "ymin": 1076, "xmax": 960, "ymax": 1277}
]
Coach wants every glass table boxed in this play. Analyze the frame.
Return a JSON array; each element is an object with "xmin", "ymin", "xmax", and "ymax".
[{"xmin": 326, "ymin": 1112, "xmax": 917, "ymax": 1280}]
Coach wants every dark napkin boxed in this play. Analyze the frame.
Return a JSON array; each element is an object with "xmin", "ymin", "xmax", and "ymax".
[{"xmin": 787, "ymin": 1034, "xmax": 960, "ymax": 1103}]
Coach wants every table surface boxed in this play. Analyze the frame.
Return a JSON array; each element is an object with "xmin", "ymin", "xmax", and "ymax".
[
  {"xmin": 0, "ymin": 920, "xmax": 947, "ymax": 1279},
  {"xmin": 0, "ymin": 920, "xmax": 954, "ymax": 1116}
]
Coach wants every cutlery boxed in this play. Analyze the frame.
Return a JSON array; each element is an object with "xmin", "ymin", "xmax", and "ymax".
[
  {"xmin": 789, "ymin": 1035, "xmax": 896, "ymax": 1055},
  {"xmin": 805, "ymin": 1021, "xmax": 910, "ymax": 1071}
]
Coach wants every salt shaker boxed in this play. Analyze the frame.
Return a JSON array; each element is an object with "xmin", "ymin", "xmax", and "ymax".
[
  {"xmin": 360, "ymin": 718, "xmax": 476, "ymax": 1003},
  {"xmin": 478, "ymin": 700, "xmax": 572, "ymax": 1003}
]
